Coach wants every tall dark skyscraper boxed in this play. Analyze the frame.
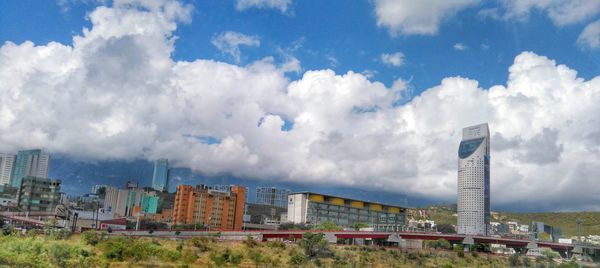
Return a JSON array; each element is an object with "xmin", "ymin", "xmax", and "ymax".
[{"xmin": 152, "ymin": 159, "xmax": 169, "ymax": 192}]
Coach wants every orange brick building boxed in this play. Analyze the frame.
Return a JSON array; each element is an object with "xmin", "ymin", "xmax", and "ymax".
[{"xmin": 173, "ymin": 184, "xmax": 246, "ymax": 230}]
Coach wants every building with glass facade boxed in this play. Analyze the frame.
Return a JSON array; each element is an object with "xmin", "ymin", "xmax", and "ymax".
[
  {"xmin": 17, "ymin": 176, "xmax": 62, "ymax": 212},
  {"xmin": 457, "ymin": 123, "xmax": 491, "ymax": 236},
  {"xmin": 152, "ymin": 159, "xmax": 169, "ymax": 192},
  {"xmin": 287, "ymin": 192, "xmax": 407, "ymax": 231},
  {"xmin": 256, "ymin": 187, "xmax": 290, "ymax": 208},
  {"xmin": 11, "ymin": 149, "xmax": 50, "ymax": 188}
]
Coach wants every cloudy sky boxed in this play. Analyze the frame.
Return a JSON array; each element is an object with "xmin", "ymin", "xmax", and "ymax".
[{"xmin": 1, "ymin": 0, "xmax": 600, "ymax": 211}]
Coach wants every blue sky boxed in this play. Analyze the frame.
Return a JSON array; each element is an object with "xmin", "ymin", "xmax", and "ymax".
[
  {"xmin": 3, "ymin": 0, "xmax": 599, "ymax": 94},
  {"xmin": 2, "ymin": 0, "xmax": 600, "ymax": 210}
]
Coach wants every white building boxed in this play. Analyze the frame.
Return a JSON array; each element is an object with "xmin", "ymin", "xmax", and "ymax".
[
  {"xmin": 457, "ymin": 123, "xmax": 490, "ymax": 236},
  {"xmin": 0, "ymin": 154, "xmax": 16, "ymax": 186}
]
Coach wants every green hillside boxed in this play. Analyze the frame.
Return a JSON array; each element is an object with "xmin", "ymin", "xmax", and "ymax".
[
  {"xmin": 498, "ymin": 211, "xmax": 600, "ymax": 237},
  {"xmin": 412, "ymin": 206, "xmax": 600, "ymax": 237}
]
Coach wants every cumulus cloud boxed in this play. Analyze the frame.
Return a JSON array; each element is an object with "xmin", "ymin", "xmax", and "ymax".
[
  {"xmin": 577, "ymin": 19, "xmax": 600, "ymax": 49},
  {"xmin": 235, "ymin": 0, "xmax": 291, "ymax": 13},
  {"xmin": 453, "ymin": 43, "xmax": 468, "ymax": 51},
  {"xmin": 497, "ymin": 0, "xmax": 600, "ymax": 26},
  {"xmin": 373, "ymin": 0, "xmax": 480, "ymax": 35},
  {"xmin": 211, "ymin": 31, "xmax": 260, "ymax": 63},
  {"xmin": 2, "ymin": 0, "xmax": 600, "ymax": 210},
  {"xmin": 380, "ymin": 52, "xmax": 404, "ymax": 67}
]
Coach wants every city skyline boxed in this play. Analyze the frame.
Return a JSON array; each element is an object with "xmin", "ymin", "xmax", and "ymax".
[{"xmin": 1, "ymin": 0, "xmax": 600, "ymax": 211}]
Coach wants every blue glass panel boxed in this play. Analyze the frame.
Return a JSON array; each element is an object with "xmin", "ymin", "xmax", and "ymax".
[{"xmin": 458, "ymin": 138, "xmax": 484, "ymax": 159}]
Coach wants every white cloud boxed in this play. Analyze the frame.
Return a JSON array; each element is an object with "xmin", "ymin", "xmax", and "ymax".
[
  {"xmin": 498, "ymin": 0, "xmax": 600, "ymax": 26},
  {"xmin": 453, "ymin": 43, "xmax": 468, "ymax": 51},
  {"xmin": 3, "ymin": 0, "xmax": 600, "ymax": 210},
  {"xmin": 373, "ymin": 0, "xmax": 480, "ymax": 35},
  {"xmin": 211, "ymin": 31, "xmax": 260, "ymax": 63},
  {"xmin": 577, "ymin": 19, "xmax": 600, "ymax": 49},
  {"xmin": 380, "ymin": 52, "xmax": 404, "ymax": 67},
  {"xmin": 235, "ymin": 0, "xmax": 291, "ymax": 13}
]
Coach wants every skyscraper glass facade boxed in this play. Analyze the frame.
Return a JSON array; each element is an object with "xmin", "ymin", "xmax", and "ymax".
[
  {"xmin": 11, "ymin": 149, "xmax": 50, "ymax": 188},
  {"xmin": 152, "ymin": 159, "xmax": 169, "ymax": 192},
  {"xmin": 256, "ymin": 187, "xmax": 290, "ymax": 208}
]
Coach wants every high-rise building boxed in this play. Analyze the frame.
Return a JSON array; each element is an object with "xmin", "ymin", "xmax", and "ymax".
[
  {"xmin": 173, "ymin": 184, "xmax": 246, "ymax": 230},
  {"xmin": 0, "ymin": 154, "xmax": 16, "ymax": 186},
  {"xmin": 152, "ymin": 159, "xmax": 169, "ymax": 192},
  {"xmin": 256, "ymin": 187, "xmax": 290, "ymax": 208},
  {"xmin": 17, "ymin": 176, "xmax": 61, "ymax": 212},
  {"xmin": 457, "ymin": 123, "xmax": 490, "ymax": 236},
  {"xmin": 11, "ymin": 149, "xmax": 50, "ymax": 188}
]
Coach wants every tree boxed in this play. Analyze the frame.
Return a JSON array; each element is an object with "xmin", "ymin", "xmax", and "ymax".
[
  {"xmin": 436, "ymin": 224, "xmax": 456, "ymax": 234},
  {"xmin": 279, "ymin": 223, "xmax": 310, "ymax": 230},
  {"xmin": 541, "ymin": 248, "xmax": 559, "ymax": 261},
  {"xmin": 425, "ymin": 239, "xmax": 452, "ymax": 250},
  {"xmin": 353, "ymin": 222, "xmax": 370, "ymax": 230},
  {"xmin": 299, "ymin": 232, "xmax": 333, "ymax": 259},
  {"xmin": 314, "ymin": 220, "xmax": 342, "ymax": 231}
]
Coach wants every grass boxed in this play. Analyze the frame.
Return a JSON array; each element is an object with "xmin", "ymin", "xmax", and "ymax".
[{"xmin": 0, "ymin": 229, "xmax": 572, "ymax": 267}]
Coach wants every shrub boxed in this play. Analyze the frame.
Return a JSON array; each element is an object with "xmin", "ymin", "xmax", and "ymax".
[
  {"xmin": 288, "ymin": 249, "xmax": 307, "ymax": 266},
  {"xmin": 508, "ymin": 253, "xmax": 521, "ymax": 267},
  {"xmin": 81, "ymin": 230, "xmax": 100, "ymax": 245},
  {"xmin": 48, "ymin": 243, "xmax": 72, "ymax": 267},
  {"xmin": 299, "ymin": 232, "xmax": 333, "ymax": 259},
  {"xmin": 314, "ymin": 220, "xmax": 342, "ymax": 231},
  {"xmin": 266, "ymin": 240, "xmax": 286, "ymax": 249},
  {"xmin": 210, "ymin": 248, "xmax": 243, "ymax": 266},
  {"xmin": 243, "ymin": 234, "xmax": 259, "ymax": 247},
  {"xmin": 191, "ymin": 236, "xmax": 211, "ymax": 252},
  {"xmin": 425, "ymin": 239, "xmax": 452, "ymax": 250},
  {"xmin": 454, "ymin": 246, "xmax": 464, "ymax": 258},
  {"xmin": 46, "ymin": 228, "xmax": 72, "ymax": 240},
  {"xmin": 248, "ymin": 249, "xmax": 265, "ymax": 264}
]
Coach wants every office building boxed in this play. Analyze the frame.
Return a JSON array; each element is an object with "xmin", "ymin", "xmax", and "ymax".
[
  {"xmin": 103, "ymin": 186, "xmax": 120, "ymax": 212},
  {"xmin": 256, "ymin": 187, "xmax": 290, "ymax": 208},
  {"xmin": 531, "ymin": 222, "xmax": 561, "ymax": 242},
  {"xmin": 457, "ymin": 123, "xmax": 491, "ymax": 236},
  {"xmin": 173, "ymin": 184, "xmax": 246, "ymax": 230},
  {"xmin": 141, "ymin": 195, "xmax": 159, "ymax": 214},
  {"xmin": 287, "ymin": 192, "xmax": 407, "ymax": 231},
  {"xmin": 0, "ymin": 154, "xmax": 16, "ymax": 186},
  {"xmin": 152, "ymin": 159, "xmax": 170, "ymax": 192},
  {"xmin": 17, "ymin": 176, "xmax": 61, "ymax": 212},
  {"xmin": 91, "ymin": 184, "xmax": 109, "ymax": 195},
  {"xmin": 246, "ymin": 203, "xmax": 287, "ymax": 224},
  {"xmin": 11, "ymin": 149, "xmax": 50, "ymax": 188},
  {"xmin": 115, "ymin": 188, "xmax": 157, "ymax": 217},
  {"xmin": 102, "ymin": 186, "xmax": 158, "ymax": 217}
]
